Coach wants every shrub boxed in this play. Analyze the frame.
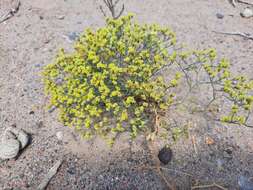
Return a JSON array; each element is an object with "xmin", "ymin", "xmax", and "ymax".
[{"xmin": 43, "ymin": 14, "xmax": 253, "ymax": 144}]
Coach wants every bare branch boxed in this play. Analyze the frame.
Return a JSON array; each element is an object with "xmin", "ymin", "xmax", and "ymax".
[{"xmin": 213, "ymin": 31, "xmax": 253, "ymax": 41}]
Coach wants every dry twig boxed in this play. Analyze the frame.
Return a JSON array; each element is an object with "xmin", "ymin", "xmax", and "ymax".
[
  {"xmin": 0, "ymin": 0, "xmax": 20, "ymax": 24},
  {"xmin": 37, "ymin": 160, "xmax": 63, "ymax": 190},
  {"xmin": 191, "ymin": 182, "xmax": 227, "ymax": 190},
  {"xmin": 99, "ymin": 0, "xmax": 124, "ymax": 19},
  {"xmin": 213, "ymin": 31, "xmax": 253, "ymax": 41},
  {"xmin": 229, "ymin": 0, "xmax": 253, "ymax": 6}
]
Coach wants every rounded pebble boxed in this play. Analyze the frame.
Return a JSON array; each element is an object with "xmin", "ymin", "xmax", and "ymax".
[
  {"xmin": 158, "ymin": 146, "xmax": 173, "ymax": 165},
  {"xmin": 6, "ymin": 127, "xmax": 29, "ymax": 149},
  {"xmin": 56, "ymin": 131, "xmax": 63, "ymax": 141},
  {"xmin": 241, "ymin": 8, "xmax": 253, "ymax": 18}
]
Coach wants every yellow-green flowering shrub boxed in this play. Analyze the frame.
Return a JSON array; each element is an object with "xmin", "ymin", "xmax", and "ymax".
[
  {"xmin": 43, "ymin": 14, "xmax": 180, "ymax": 142},
  {"xmin": 43, "ymin": 14, "xmax": 253, "ymax": 144}
]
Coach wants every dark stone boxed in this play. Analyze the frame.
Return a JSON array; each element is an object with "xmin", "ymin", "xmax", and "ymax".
[
  {"xmin": 158, "ymin": 146, "xmax": 173, "ymax": 165},
  {"xmin": 29, "ymin": 111, "xmax": 34, "ymax": 115},
  {"xmin": 225, "ymin": 148, "xmax": 233, "ymax": 155},
  {"xmin": 216, "ymin": 13, "xmax": 224, "ymax": 19},
  {"xmin": 67, "ymin": 167, "xmax": 76, "ymax": 175}
]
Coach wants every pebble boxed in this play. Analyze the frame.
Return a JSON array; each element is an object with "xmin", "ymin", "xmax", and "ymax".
[
  {"xmin": 56, "ymin": 131, "xmax": 63, "ymax": 141},
  {"xmin": 158, "ymin": 146, "xmax": 173, "ymax": 165},
  {"xmin": 241, "ymin": 8, "xmax": 253, "ymax": 18},
  {"xmin": 216, "ymin": 13, "xmax": 224, "ymax": 19},
  {"xmin": 57, "ymin": 15, "xmax": 65, "ymax": 20},
  {"xmin": 67, "ymin": 32, "xmax": 80, "ymax": 42}
]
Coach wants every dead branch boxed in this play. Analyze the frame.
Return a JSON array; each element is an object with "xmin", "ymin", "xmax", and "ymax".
[
  {"xmin": 37, "ymin": 160, "xmax": 63, "ymax": 190},
  {"xmin": 100, "ymin": 0, "xmax": 124, "ymax": 19},
  {"xmin": 191, "ymin": 182, "xmax": 227, "ymax": 190},
  {"xmin": 229, "ymin": 0, "xmax": 253, "ymax": 6},
  {"xmin": 238, "ymin": 0, "xmax": 253, "ymax": 6},
  {"xmin": 213, "ymin": 31, "xmax": 253, "ymax": 41},
  {"xmin": 0, "ymin": 0, "xmax": 20, "ymax": 24}
]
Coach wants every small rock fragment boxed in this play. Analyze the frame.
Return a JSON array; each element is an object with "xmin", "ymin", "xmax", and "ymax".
[
  {"xmin": 158, "ymin": 146, "xmax": 173, "ymax": 165},
  {"xmin": 205, "ymin": 136, "xmax": 215, "ymax": 145},
  {"xmin": 29, "ymin": 110, "xmax": 35, "ymax": 115},
  {"xmin": 56, "ymin": 15, "xmax": 65, "ymax": 20},
  {"xmin": 216, "ymin": 13, "xmax": 224, "ymax": 19},
  {"xmin": 241, "ymin": 8, "xmax": 253, "ymax": 18},
  {"xmin": 56, "ymin": 131, "xmax": 63, "ymax": 141},
  {"xmin": 67, "ymin": 32, "xmax": 80, "ymax": 42}
]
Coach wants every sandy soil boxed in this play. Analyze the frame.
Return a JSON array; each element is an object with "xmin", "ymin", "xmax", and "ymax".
[{"xmin": 0, "ymin": 0, "xmax": 253, "ymax": 189}]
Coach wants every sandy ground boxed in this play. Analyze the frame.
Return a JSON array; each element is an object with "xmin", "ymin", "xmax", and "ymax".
[{"xmin": 0, "ymin": 0, "xmax": 253, "ymax": 189}]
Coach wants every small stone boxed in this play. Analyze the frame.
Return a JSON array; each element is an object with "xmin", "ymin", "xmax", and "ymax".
[
  {"xmin": 29, "ymin": 111, "xmax": 35, "ymax": 115},
  {"xmin": 48, "ymin": 106, "xmax": 57, "ymax": 113},
  {"xmin": 241, "ymin": 8, "xmax": 253, "ymax": 18},
  {"xmin": 205, "ymin": 136, "xmax": 215, "ymax": 145},
  {"xmin": 67, "ymin": 167, "xmax": 76, "ymax": 175},
  {"xmin": 67, "ymin": 32, "xmax": 80, "ymax": 42},
  {"xmin": 5, "ymin": 127, "xmax": 29, "ymax": 149},
  {"xmin": 216, "ymin": 13, "xmax": 224, "ymax": 19},
  {"xmin": 56, "ymin": 131, "xmax": 63, "ymax": 141},
  {"xmin": 225, "ymin": 148, "xmax": 233, "ymax": 155},
  {"xmin": 158, "ymin": 146, "xmax": 173, "ymax": 165},
  {"xmin": 57, "ymin": 15, "xmax": 65, "ymax": 20}
]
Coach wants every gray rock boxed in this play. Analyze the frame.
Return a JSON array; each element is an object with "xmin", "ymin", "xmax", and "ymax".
[
  {"xmin": 56, "ymin": 131, "xmax": 63, "ymax": 141},
  {"xmin": 0, "ymin": 127, "xmax": 29, "ymax": 160},
  {"xmin": 5, "ymin": 127, "xmax": 29, "ymax": 149},
  {"xmin": 216, "ymin": 13, "xmax": 224, "ymax": 19},
  {"xmin": 0, "ymin": 139, "xmax": 20, "ymax": 159},
  {"xmin": 241, "ymin": 8, "xmax": 253, "ymax": 18},
  {"xmin": 67, "ymin": 32, "xmax": 80, "ymax": 42}
]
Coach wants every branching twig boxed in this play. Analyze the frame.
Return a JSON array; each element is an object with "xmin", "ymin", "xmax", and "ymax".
[
  {"xmin": 238, "ymin": 0, "xmax": 253, "ymax": 6},
  {"xmin": 100, "ymin": 0, "xmax": 124, "ymax": 19},
  {"xmin": 0, "ymin": 0, "xmax": 20, "ymax": 24},
  {"xmin": 191, "ymin": 182, "xmax": 227, "ymax": 190},
  {"xmin": 230, "ymin": 0, "xmax": 237, "ymax": 7},
  {"xmin": 213, "ymin": 31, "xmax": 253, "ymax": 41},
  {"xmin": 231, "ymin": 0, "xmax": 253, "ymax": 6}
]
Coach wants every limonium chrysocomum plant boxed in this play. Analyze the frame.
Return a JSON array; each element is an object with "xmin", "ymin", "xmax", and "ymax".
[
  {"xmin": 43, "ymin": 14, "xmax": 181, "ymax": 142},
  {"xmin": 43, "ymin": 14, "xmax": 253, "ymax": 144}
]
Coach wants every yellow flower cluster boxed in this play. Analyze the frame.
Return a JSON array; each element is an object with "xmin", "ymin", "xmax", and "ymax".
[{"xmin": 43, "ymin": 14, "xmax": 179, "ymax": 142}]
